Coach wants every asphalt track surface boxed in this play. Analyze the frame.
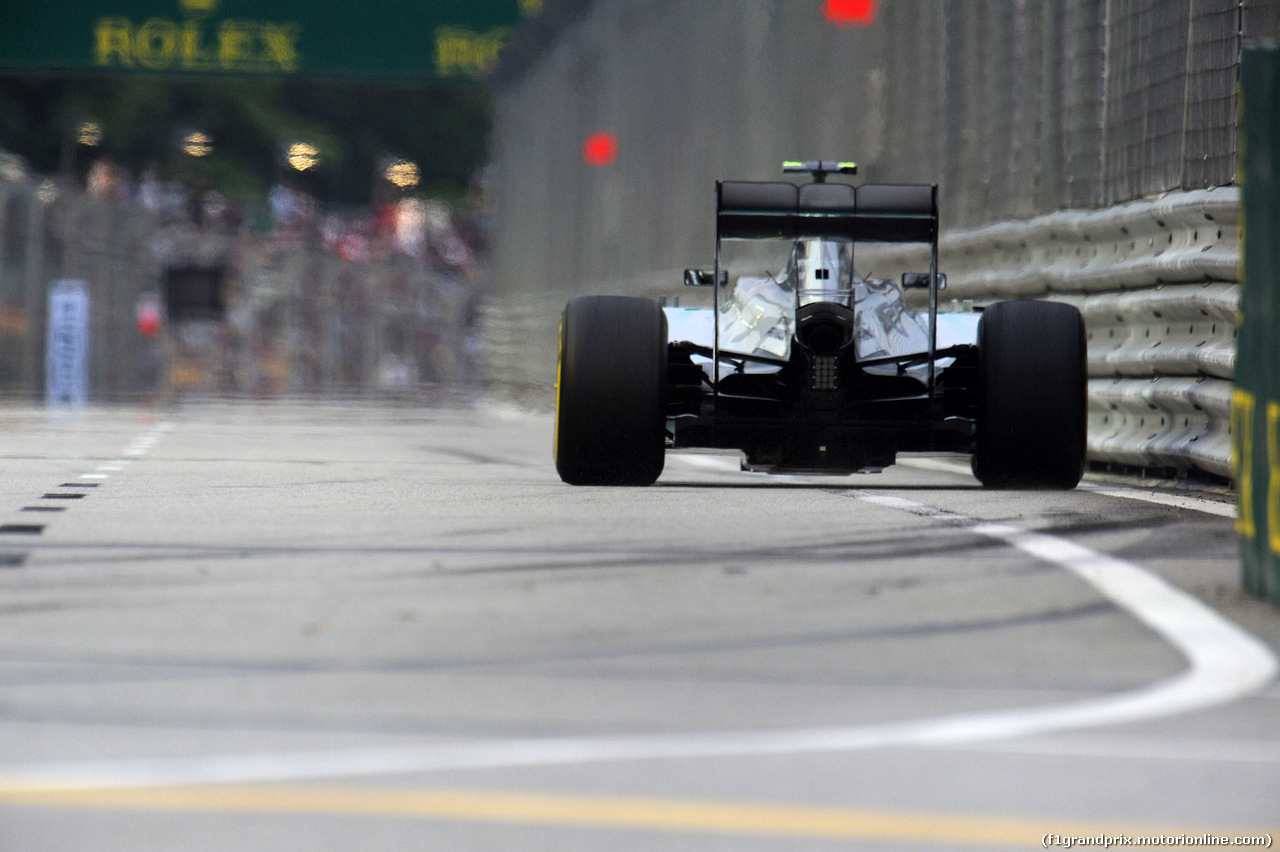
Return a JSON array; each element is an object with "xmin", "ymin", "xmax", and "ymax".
[{"xmin": 0, "ymin": 402, "xmax": 1276, "ymax": 851}]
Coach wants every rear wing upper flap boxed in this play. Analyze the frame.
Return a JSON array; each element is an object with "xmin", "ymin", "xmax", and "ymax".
[{"xmin": 716, "ymin": 180, "xmax": 937, "ymax": 243}]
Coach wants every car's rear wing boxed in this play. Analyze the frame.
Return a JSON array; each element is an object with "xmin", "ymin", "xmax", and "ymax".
[
  {"xmin": 716, "ymin": 181, "xmax": 937, "ymax": 243},
  {"xmin": 711, "ymin": 177, "xmax": 944, "ymax": 408}
]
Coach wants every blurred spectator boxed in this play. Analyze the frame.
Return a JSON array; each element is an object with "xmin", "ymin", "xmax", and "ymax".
[
  {"xmin": 395, "ymin": 198, "xmax": 427, "ymax": 256},
  {"xmin": 86, "ymin": 155, "xmax": 122, "ymax": 201},
  {"xmin": 0, "ymin": 149, "xmax": 28, "ymax": 183},
  {"xmin": 268, "ymin": 180, "xmax": 315, "ymax": 236},
  {"xmin": 138, "ymin": 166, "xmax": 162, "ymax": 214},
  {"xmin": 13, "ymin": 152, "xmax": 488, "ymax": 399},
  {"xmin": 200, "ymin": 190, "xmax": 243, "ymax": 231},
  {"xmin": 438, "ymin": 230, "xmax": 474, "ymax": 276}
]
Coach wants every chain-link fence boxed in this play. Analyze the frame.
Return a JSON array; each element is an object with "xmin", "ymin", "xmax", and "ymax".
[
  {"xmin": 492, "ymin": 0, "xmax": 1278, "ymax": 287},
  {"xmin": 0, "ymin": 176, "xmax": 485, "ymax": 403},
  {"xmin": 486, "ymin": 0, "xmax": 1278, "ymax": 402}
]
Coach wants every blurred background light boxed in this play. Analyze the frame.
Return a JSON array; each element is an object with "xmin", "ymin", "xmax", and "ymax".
[
  {"xmin": 182, "ymin": 131, "xmax": 213, "ymax": 158},
  {"xmin": 582, "ymin": 131, "xmax": 617, "ymax": 167},
  {"xmin": 75, "ymin": 121, "xmax": 103, "ymax": 147},
  {"xmin": 286, "ymin": 141, "xmax": 321, "ymax": 172},
  {"xmin": 385, "ymin": 158, "xmax": 421, "ymax": 189},
  {"xmin": 824, "ymin": 0, "xmax": 877, "ymax": 27}
]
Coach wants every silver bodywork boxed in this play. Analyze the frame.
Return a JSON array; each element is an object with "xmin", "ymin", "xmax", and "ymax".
[{"xmin": 667, "ymin": 238, "xmax": 978, "ymax": 384}]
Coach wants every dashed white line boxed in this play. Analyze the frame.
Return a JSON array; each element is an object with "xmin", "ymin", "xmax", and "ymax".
[{"xmin": 85, "ymin": 425, "xmax": 172, "ymax": 478}]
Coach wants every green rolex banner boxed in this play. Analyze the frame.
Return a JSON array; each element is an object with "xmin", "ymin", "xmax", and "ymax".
[
  {"xmin": 0, "ymin": 0, "xmax": 540, "ymax": 79},
  {"xmin": 1237, "ymin": 44, "xmax": 1280, "ymax": 608}
]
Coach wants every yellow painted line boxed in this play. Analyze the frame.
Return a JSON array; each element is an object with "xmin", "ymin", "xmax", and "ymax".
[{"xmin": 0, "ymin": 785, "xmax": 1259, "ymax": 847}]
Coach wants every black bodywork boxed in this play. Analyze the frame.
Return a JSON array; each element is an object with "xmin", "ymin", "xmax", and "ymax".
[{"xmin": 664, "ymin": 168, "xmax": 980, "ymax": 474}]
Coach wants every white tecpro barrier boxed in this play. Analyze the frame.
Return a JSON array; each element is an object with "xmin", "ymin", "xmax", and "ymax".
[
  {"xmin": 935, "ymin": 188, "xmax": 1238, "ymax": 296},
  {"xmin": 932, "ymin": 187, "xmax": 1240, "ymax": 478},
  {"xmin": 1087, "ymin": 376, "xmax": 1232, "ymax": 478}
]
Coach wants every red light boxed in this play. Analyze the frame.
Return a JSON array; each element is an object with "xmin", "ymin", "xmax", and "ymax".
[
  {"xmin": 824, "ymin": 0, "xmax": 876, "ymax": 27},
  {"xmin": 137, "ymin": 305, "xmax": 161, "ymax": 337},
  {"xmin": 582, "ymin": 132, "xmax": 618, "ymax": 167}
]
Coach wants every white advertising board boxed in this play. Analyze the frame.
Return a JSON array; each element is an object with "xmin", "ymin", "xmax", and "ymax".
[{"xmin": 47, "ymin": 279, "xmax": 90, "ymax": 408}]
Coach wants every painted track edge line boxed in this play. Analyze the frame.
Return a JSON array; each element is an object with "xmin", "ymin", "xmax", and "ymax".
[{"xmin": 971, "ymin": 521, "xmax": 1277, "ymax": 726}]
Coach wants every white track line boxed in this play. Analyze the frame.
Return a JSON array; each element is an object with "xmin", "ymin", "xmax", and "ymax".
[
  {"xmin": 79, "ymin": 425, "xmax": 173, "ymax": 481},
  {"xmin": 895, "ymin": 456, "xmax": 1237, "ymax": 519},
  {"xmin": 857, "ymin": 493, "xmax": 1275, "ymax": 732},
  {"xmin": 953, "ymin": 733, "xmax": 1280, "ymax": 764},
  {"xmin": 684, "ymin": 453, "xmax": 1236, "ymax": 520},
  {"xmin": 0, "ymin": 489, "xmax": 1272, "ymax": 792},
  {"xmin": 969, "ymin": 520, "xmax": 1275, "ymax": 727},
  {"xmin": 1085, "ymin": 486, "xmax": 1235, "ymax": 518}
]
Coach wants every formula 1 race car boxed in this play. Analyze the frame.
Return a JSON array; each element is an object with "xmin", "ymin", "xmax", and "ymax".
[{"xmin": 555, "ymin": 161, "xmax": 1086, "ymax": 488}]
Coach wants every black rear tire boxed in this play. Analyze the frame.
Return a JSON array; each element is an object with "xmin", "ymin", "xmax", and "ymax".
[
  {"xmin": 973, "ymin": 300, "xmax": 1086, "ymax": 489},
  {"xmin": 555, "ymin": 295, "xmax": 668, "ymax": 485}
]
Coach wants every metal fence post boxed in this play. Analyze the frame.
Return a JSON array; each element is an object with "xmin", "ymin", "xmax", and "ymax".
[
  {"xmin": 21, "ymin": 191, "xmax": 47, "ymax": 399},
  {"xmin": 1237, "ymin": 44, "xmax": 1280, "ymax": 608}
]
